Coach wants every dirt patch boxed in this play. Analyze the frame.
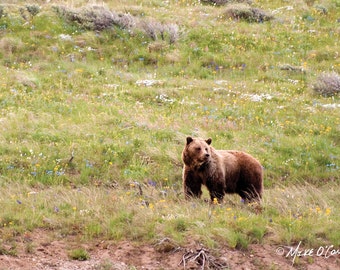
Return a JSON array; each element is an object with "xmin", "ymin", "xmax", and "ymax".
[{"xmin": 0, "ymin": 229, "xmax": 339, "ymax": 269}]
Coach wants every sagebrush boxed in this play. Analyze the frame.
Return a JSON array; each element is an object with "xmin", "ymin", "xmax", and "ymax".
[{"xmin": 312, "ymin": 72, "xmax": 340, "ymax": 96}]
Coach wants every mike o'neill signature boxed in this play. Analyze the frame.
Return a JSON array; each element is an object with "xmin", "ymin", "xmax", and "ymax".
[{"xmin": 276, "ymin": 241, "xmax": 340, "ymax": 264}]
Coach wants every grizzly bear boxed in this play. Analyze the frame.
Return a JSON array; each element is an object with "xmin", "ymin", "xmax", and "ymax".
[{"xmin": 182, "ymin": 136, "xmax": 263, "ymax": 203}]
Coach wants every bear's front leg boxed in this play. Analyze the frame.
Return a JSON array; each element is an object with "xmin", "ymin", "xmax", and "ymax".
[
  {"xmin": 183, "ymin": 169, "xmax": 202, "ymax": 199},
  {"xmin": 208, "ymin": 190, "xmax": 224, "ymax": 203},
  {"xmin": 206, "ymin": 179, "xmax": 225, "ymax": 203}
]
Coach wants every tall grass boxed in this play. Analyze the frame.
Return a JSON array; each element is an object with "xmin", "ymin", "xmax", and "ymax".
[{"xmin": 0, "ymin": 183, "xmax": 339, "ymax": 249}]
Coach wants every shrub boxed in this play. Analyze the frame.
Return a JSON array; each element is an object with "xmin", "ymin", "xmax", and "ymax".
[
  {"xmin": 202, "ymin": 0, "xmax": 252, "ymax": 6},
  {"xmin": 224, "ymin": 4, "xmax": 274, "ymax": 23},
  {"xmin": 140, "ymin": 19, "xmax": 161, "ymax": 41},
  {"xmin": 53, "ymin": 5, "xmax": 179, "ymax": 44},
  {"xmin": 140, "ymin": 20, "xmax": 179, "ymax": 44},
  {"xmin": 0, "ymin": 37, "xmax": 24, "ymax": 54},
  {"xmin": 312, "ymin": 72, "xmax": 340, "ymax": 96},
  {"xmin": 53, "ymin": 5, "xmax": 135, "ymax": 31},
  {"xmin": 166, "ymin": 23, "xmax": 179, "ymax": 44},
  {"xmin": 26, "ymin": 5, "xmax": 40, "ymax": 17},
  {"xmin": 0, "ymin": 5, "xmax": 5, "ymax": 18}
]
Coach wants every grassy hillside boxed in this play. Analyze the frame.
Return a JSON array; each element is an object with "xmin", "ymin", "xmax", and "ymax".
[{"xmin": 0, "ymin": 0, "xmax": 339, "ymax": 267}]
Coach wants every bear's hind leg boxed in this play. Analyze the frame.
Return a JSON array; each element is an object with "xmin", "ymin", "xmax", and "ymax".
[{"xmin": 238, "ymin": 188, "xmax": 261, "ymax": 203}]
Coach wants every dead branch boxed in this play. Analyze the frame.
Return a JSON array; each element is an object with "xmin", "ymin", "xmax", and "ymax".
[{"xmin": 179, "ymin": 248, "xmax": 229, "ymax": 269}]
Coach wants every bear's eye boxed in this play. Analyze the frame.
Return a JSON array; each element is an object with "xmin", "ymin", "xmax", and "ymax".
[{"xmin": 195, "ymin": 147, "xmax": 201, "ymax": 151}]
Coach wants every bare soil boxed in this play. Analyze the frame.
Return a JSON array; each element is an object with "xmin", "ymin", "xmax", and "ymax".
[{"xmin": 0, "ymin": 229, "xmax": 339, "ymax": 270}]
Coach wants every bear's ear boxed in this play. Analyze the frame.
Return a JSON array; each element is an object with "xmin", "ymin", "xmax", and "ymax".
[
  {"xmin": 206, "ymin": 138, "xmax": 212, "ymax": 145},
  {"xmin": 186, "ymin": 136, "xmax": 193, "ymax": 145}
]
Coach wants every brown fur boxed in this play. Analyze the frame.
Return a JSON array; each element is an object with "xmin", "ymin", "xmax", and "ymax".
[{"xmin": 182, "ymin": 137, "xmax": 263, "ymax": 203}]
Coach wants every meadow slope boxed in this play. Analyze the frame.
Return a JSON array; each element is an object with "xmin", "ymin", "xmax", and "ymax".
[{"xmin": 0, "ymin": 0, "xmax": 339, "ymax": 269}]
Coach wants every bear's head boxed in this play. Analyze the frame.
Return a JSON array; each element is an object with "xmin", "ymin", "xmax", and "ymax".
[{"xmin": 182, "ymin": 136, "xmax": 212, "ymax": 168}]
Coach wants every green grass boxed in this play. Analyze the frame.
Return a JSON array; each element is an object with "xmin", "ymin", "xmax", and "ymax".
[
  {"xmin": 68, "ymin": 248, "xmax": 90, "ymax": 261},
  {"xmin": 0, "ymin": 0, "xmax": 339, "ymax": 256}
]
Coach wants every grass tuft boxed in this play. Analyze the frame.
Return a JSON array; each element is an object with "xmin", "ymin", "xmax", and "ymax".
[{"xmin": 68, "ymin": 248, "xmax": 90, "ymax": 261}]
